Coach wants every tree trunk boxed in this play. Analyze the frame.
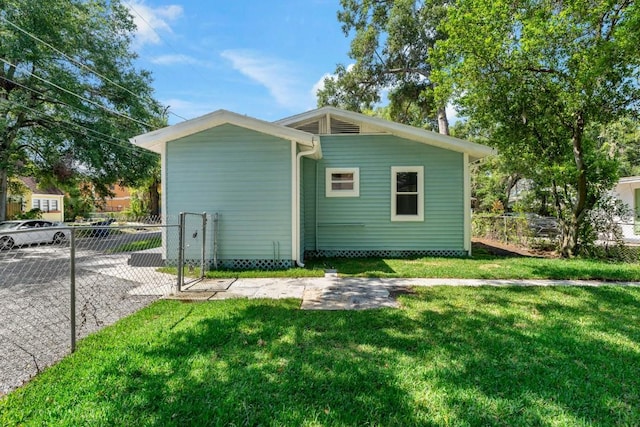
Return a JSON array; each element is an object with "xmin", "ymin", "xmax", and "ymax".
[
  {"xmin": 437, "ymin": 106, "xmax": 450, "ymax": 135},
  {"xmin": 148, "ymin": 178, "xmax": 160, "ymax": 217},
  {"xmin": 0, "ymin": 168, "xmax": 7, "ymax": 222},
  {"xmin": 559, "ymin": 113, "xmax": 588, "ymax": 258}
]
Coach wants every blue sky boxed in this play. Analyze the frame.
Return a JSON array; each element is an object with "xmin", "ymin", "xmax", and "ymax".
[{"xmin": 125, "ymin": 0, "xmax": 353, "ymax": 124}]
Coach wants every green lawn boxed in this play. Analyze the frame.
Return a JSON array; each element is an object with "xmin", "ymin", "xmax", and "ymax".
[
  {"xmin": 107, "ymin": 236, "xmax": 162, "ymax": 253},
  {"xmin": 304, "ymin": 254, "xmax": 640, "ymax": 281},
  {"xmin": 2, "ymin": 287, "xmax": 639, "ymax": 426},
  {"xmin": 201, "ymin": 246, "xmax": 640, "ymax": 281}
]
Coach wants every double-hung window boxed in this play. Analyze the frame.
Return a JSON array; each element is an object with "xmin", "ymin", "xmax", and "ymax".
[
  {"xmin": 326, "ymin": 167, "xmax": 360, "ymax": 197},
  {"xmin": 391, "ymin": 166, "xmax": 424, "ymax": 221}
]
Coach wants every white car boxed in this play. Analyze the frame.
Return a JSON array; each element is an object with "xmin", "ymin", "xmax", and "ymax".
[{"xmin": 0, "ymin": 220, "xmax": 69, "ymax": 250}]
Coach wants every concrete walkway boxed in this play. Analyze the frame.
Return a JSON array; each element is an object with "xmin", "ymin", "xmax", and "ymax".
[{"xmin": 163, "ymin": 276, "xmax": 640, "ymax": 310}]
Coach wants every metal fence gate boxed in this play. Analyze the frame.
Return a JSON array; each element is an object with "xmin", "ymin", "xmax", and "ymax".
[{"xmin": 177, "ymin": 212, "xmax": 208, "ymax": 291}]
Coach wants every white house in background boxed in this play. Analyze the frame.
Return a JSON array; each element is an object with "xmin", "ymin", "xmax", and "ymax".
[{"xmin": 612, "ymin": 176, "xmax": 640, "ymax": 243}]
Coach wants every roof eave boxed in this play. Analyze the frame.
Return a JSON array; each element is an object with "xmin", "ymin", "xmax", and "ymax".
[
  {"xmin": 277, "ymin": 106, "xmax": 496, "ymax": 160},
  {"xmin": 130, "ymin": 109, "xmax": 316, "ymax": 153}
]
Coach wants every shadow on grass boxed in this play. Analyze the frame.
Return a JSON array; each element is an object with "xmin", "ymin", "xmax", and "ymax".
[
  {"xmin": 3, "ymin": 287, "xmax": 640, "ymax": 425},
  {"xmin": 410, "ymin": 286, "xmax": 640, "ymax": 424},
  {"xmin": 305, "ymin": 257, "xmax": 397, "ymax": 275}
]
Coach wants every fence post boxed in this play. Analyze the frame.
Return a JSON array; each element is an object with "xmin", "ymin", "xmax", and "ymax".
[
  {"xmin": 69, "ymin": 228, "xmax": 76, "ymax": 353},
  {"xmin": 177, "ymin": 212, "xmax": 185, "ymax": 293},
  {"xmin": 201, "ymin": 212, "xmax": 207, "ymax": 278}
]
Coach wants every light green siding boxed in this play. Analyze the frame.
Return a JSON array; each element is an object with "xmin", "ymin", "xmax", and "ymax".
[
  {"xmin": 166, "ymin": 124, "xmax": 292, "ymax": 261},
  {"xmin": 302, "ymin": 157, "xmax": 318, "ymax": 250},
  {"xmin": 305, "ymin": 134, "xmax": 465, "ymax": 252}
]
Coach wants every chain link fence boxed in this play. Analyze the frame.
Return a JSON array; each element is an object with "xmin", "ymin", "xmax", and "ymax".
[
  {"xmin": 473, "ymin": 214, "xmax": 640, "ymax": 261},
  {"xmin": 0, "ymin": 217, "xmax": 182, "ymax": 395}
]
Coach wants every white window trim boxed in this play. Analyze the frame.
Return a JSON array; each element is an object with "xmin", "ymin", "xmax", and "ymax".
[
  {"xmin": 391, "ymin": 166, "xmax": 424, "ymax": 222},
  {"xmin": 326, "ymin": 167, "xmax": 360, "ymax": 197}
]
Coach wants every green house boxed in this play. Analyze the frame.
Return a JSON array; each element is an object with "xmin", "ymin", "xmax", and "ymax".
[{"xmin": 131, "ymin": 107, "xmax": 495, "ymax": 269}]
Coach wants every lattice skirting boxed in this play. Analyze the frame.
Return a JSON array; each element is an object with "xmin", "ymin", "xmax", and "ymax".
[
  {"xmin": 305, "ymin": 249, "xmax": 469, "ymax": 258},
  {"xmin": 216, "ymin": 259, "xmax": 295, "ymax": 270}
]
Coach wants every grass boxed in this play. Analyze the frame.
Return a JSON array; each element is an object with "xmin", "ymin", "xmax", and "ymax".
[
  {"xmin": 304, "ymin": 253, "xmax": 640, "ymax": 281},
  {"xmin": 107, "ymin": 236, "xmax": 162, "ymax": 253},
  {"xmin": 2, "ymin": 287, "xmax": 639, "ymax": 425},
  {"xmin": 196, "ymin": 245, "xmax": 640, "ymax": 281}
]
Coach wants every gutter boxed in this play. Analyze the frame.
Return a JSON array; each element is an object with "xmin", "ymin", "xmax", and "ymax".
[{"xmin": 294, "ymin": 137, "xmax": 320, "ymax": 267}]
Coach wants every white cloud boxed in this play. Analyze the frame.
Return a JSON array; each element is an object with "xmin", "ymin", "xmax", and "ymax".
[
  {"xmin": 310, "ymin": 72, "xmax": 331, "ymax": 99},
  {"xmin": 150, "ymin": 54, "xmax": 207, "ymax": 67},
  {"xmin": 310, "ymin": 64, "xmax": 359, "ymax": 103},
  {"xmin": 221, "ymin": 49, "xmax": 310, "ymax": 110},
  {"xmin": 125, "ymin": 1, "xmax": 183, "ymax": 48},
  {"xmin": 161, "ymin": 98, "xmax": 216, "ymax": 123}
]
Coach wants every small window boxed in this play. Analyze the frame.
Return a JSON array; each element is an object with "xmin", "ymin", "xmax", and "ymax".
[
  {"xmin": 326, "ymin": 167, "xmax": 360, "ymax": 197},
  {"xmin": 391, "ymin": 166, "xmax": 424, "ymax": 221},
  {"xmin": 50, "ymin": 199, "xmax": 58, "ymax": 211}
]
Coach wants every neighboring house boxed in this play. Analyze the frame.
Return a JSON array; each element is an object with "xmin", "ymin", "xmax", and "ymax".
[
  {"xmin": 131, "ymin": 107, "xmax": 495, "ymax": 268},
  {"xmin": 9, "ymin": 177, "xmax": 65, "ymax": 222},
  {"xmin": 612, "ymin": 176, "xmax": 640, "ymax": 243},
  {"xmin": 97, "ymin": 184, "xmax": 132, "ymax": 213}
]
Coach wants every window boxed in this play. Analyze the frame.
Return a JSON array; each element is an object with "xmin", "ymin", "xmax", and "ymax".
[
  {"xmin": 391, "ymin": 166, "xmax": 424, "ymax": 221},
  {"xmin": 32, "ymin": 198, "xmax": 56, "ymax": 212},
  {"xmin": 326, "ymin": 167, "xmax": 360, "ymax": 197}
]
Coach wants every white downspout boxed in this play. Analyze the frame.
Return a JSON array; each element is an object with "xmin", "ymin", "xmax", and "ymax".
[
  {"xmin": 463, "ymin": 153, "xmax": 471, "ymax": 256},
  {"xmin": 294, "ymin": 138, "xmax": 319, "ymax": 267}
]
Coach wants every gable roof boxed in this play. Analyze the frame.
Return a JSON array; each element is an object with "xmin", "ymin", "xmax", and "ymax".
[
  {"xmin": 19, "ymin": 177, "xmax": 64, "ymax": 196},
  {"xmin": 276, "ymin": 106, "xmax": 496, "ymax": 162},
  {"xmin": 130, "ymin": 109, "xmax": 318, "ymax": 154}
]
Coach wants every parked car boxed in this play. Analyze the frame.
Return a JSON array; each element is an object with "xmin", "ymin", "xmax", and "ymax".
[
  {"xmin": 526, "ymin": 214, "xmax": 560, "ymax": 238},
  {"xmin": 0, "ymin": 220, "xmax": 69, "ymax": 250}
]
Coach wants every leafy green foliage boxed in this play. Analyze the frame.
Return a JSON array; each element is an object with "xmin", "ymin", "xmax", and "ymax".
[
  {"xmin": 433, "ymin": 0, "xmax": 640, "ymax": 256},
  {"xmin": 317, "ymin": 0, "xmax": 450, "ymax": 132},
  {"xmin": 13, "ymin": 207, "xmax": 41, "ymax": 220},
  {"xmin": 2, "ymin": 288, "xmax": 640, "ymax": 425},
  {"xmin": 0, "ymin": 0, "xmax": 164, "ymax": 220}
]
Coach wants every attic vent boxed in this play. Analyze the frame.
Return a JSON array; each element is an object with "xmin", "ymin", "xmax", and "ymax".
[
  {"xmin": 295, "ymin": 120, "xmax": 320, "ymax": 134},
  {"xmin": 330, "ymin": 118, "xmax": 360, "ymax": 134}
]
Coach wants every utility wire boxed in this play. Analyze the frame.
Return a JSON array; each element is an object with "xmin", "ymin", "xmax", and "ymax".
[
  {"xmin": 0, "ymin": 75, "xmax": 154, "ymax": 154},
  {"xmin": 0, "ymin": 15, "xmax": 188, "ymax": 123},
  {"xmin": 0, "ymin": 57, "xmax": 153, "ymax": 128},
  {"xmin": 124, "ymin": 0, "xmax": 214, "ymax": 118},
  {"xmin": 4, "ymin": 98, "xmax": 155, "ymax": 156}
]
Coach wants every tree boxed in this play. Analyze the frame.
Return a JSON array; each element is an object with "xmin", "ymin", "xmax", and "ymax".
[
  {"xmin": 433, "ymin": 0, "xmax": 640, "ymax": 256},
  {"xmin": 597, "ymin": 117, "xmax": 640, "ymax": 177},
  {"xmin": 0, "ymin": 0, "xmax": 164, "ymax": 221},
  {"xmin": 317, "ymin": 0, "xmax": 450, "ymax": 133}
]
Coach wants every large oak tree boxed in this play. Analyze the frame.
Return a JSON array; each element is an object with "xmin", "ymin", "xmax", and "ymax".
[
  {"xmin": 317, "ymin": 0, "xmax": 450, "ymax": 134},
  {"xmin": 433, "ymin": 0, "xmax": 640, "ymax": 256},
  {"xmin": 0, "ymin": 0, "xmax": 163, "ymax": 220}
]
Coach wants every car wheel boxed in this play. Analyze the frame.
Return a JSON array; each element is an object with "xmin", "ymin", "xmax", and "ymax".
[
  {"xmin": 0, "ymin": 236, "xmax": 15, "ymax": 250},
  {"xmin": 52, "ymin": 232, "xmax": 67, "ymax": 244}
]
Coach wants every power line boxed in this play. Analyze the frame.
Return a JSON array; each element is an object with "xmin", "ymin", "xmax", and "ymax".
[
  {"xmin": 0, "ymin": 78, "xmax": 154, "ymax": 155},
  {"xmin": 0, "ymin": 14, "xmax": 187, "ymax": 123},
  {"xmin": 124, "ymin": 0, "xmax": 214, "ymax": 119},
  {"xmin": 0, "ymin": 57, "xmax": 153, "ymax": 128},
  {"xmin": 4, "ymin": 98, "xmax": 155, "ymax": 156}
]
